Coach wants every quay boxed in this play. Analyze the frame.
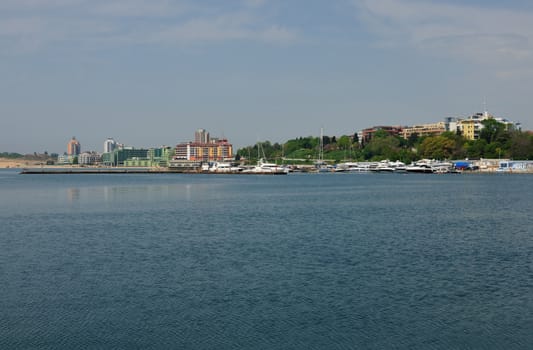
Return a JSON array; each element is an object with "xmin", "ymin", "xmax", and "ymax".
[
  {"xmin": 19, "ymin": 167, "xmax": 287, "ymax": 175},
  {"xmin": 21, "ymin": 167, "xmax": 172, "ymax": 174}
]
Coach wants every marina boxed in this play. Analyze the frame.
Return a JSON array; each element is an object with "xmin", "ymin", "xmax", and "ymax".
[{"xmin": 18, "ymin": 159, "xmax": 533, "ymax": 175}]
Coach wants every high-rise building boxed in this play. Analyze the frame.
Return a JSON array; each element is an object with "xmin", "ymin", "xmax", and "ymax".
[
  {"xmin": 104, "ymin": 138, "xmax": 117, "ymax": 153},
  {"xmin": 67, "ymin": 137, "xmax": 81, "ymax": 156},
  {"xmin": 195, "ymin": 129, "xmax": 210, "ymax": 143}
]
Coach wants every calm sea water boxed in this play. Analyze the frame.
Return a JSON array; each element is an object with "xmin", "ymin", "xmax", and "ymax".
[{"xmin": 1, "ymin": 169, "xmax": 532, "ymax": 349}]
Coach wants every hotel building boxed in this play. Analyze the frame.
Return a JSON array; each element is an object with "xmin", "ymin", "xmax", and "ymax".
[
  {"xmin": 175, "ymin": 130, "xmax": 233, "ymax": 161},
  {"xmin": 360, "ymin": 126, "xmax": 403, "ymax": 145},
  {"xmin": 67, "ymin": 137, "xmax": 81, "ymax": 156},
  {"xmin": 401, "ymin": 122, "xmax": 446, "ymax": 139}
]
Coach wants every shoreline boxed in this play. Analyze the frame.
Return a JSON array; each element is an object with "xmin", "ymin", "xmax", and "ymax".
[{"xmin": 15, "ymin": 166, "xmax": 533, "ymax": 175}]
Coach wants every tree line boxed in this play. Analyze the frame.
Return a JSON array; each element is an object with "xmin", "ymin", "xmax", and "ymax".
[{"xmin": 237, "ymin": 120, "xmax": 533, "ymax": 163}]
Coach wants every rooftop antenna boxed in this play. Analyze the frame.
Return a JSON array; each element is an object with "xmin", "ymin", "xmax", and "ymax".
[{"xmin": 483, "ymin": 97, "xmax": 488, "ymax": 117}]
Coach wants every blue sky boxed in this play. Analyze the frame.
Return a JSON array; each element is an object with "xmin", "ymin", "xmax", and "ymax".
[{"xmin": 1, "ymin": 0, "xmax": 533, "ymax": 154}]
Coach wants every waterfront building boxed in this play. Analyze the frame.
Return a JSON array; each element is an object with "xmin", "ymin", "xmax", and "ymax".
[
  {"xmin": 104, "ymin": 138, "xmax": 117, "ymax": 153},
  {"xmin": 360, "ymin": 126, "xmax": 403, "ymax": 145},
  {"xmin": 123, "ymin": 146, "xmax": 174, "ymax": 167},
  {"xmin": 498, "ymin": 160, "xmax": 533, "ymax": 172},
  {"xmin": 101, "ymin": 147, "xmax": 149, "ymax": 166},
  {"xmin": 67, "ymin": 137, "xmax": 81, "ymax": 156},
  {"xmin": 456, "ymin": 111, "xmax": 520, "ymax": 140},
  {"xmin": 79, "ymin": 152, "xmax": 102, "ymax": 166},
  {"xmin": 175, "ymin": 140, "xmax": 233, "ymax": 161},
  {"xmin": 57, "ymin": 154, "xmax": 71, "ymax": 165},
  {"xmin": 401, "ymin": 122, "xmax": 446, "ymax": 139},
  {"xmin": 175, "ymin": 130, "xmax": 233, "ymax": 161},
  {"xmin": 168, "ymin": 160, "xmax": 202, "ymax": 171}
]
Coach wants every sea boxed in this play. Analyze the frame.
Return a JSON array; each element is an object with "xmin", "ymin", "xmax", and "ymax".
[{"xmin": 1, "ymin": 169, "xmax": 532, "ymax": 349}]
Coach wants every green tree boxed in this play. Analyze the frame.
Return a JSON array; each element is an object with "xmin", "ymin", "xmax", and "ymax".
[
  {"xmin": 480, "ymin": 119, "xmax": 506, "ymax": 144},
  {"xmin": 508, "ymin": 131, "xmax": 533, "ymax": 159},
  {"xmin": 373, "ymin": 129, "xmax": 390, "ymax": 139},
  {"xmin": 407, "ymin": 133, "xmax": 420, "ymax": 147},
  {"xmin": 464, "ymin": 139, "xmax": 487, "ymax": 159},
  {"xmin": 337, "ymin": 135, "xmax": 352, "ymax": 150},
  {"xmin": 363, "ymin": 135, "xmax": 401, "ymax": 160},
  {"xmin": 419, "ymin": 136, "xmax": 456, "ymax": 159}
]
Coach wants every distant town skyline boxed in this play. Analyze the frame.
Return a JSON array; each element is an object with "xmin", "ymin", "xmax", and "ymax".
[{"xmin": 1, "ymin": 0, "xmax": 533, "ymax": 154}]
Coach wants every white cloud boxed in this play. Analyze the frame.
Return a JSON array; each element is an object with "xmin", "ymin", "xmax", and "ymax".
[
  {"xmin": 0, "ymin": 0, "xmax": 299, "ymax": 53},
  {"xmin": 354, "ymin": 0, "xmax": 533, "ymax": 67}
]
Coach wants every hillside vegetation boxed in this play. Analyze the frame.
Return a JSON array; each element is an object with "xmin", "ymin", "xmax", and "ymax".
[{"xmin": 237, "ymin": 121, "xmax": 533, "ymax": 164}]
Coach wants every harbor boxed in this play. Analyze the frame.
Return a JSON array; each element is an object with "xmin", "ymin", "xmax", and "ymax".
[{"xmin": 19, "ymin": 159, "xmax": 533, "ymax": 175}]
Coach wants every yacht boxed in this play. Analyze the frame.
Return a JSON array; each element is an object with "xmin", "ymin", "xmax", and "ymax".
[{"xmin": 242, "ymin": 158, "xmax": 288, "ymax": 174}]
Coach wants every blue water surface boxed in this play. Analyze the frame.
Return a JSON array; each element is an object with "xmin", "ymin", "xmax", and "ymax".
[{"xmin": 1, "ymin": 169, "xmax": 532, "ymax": 349}]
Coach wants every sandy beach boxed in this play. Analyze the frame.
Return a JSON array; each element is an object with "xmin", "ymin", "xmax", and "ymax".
[{"xmin": 0, "ymin": 158, "xmax": 44, "ymax": 169}]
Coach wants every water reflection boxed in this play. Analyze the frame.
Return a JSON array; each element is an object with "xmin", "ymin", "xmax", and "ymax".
[
  {"xmin": 67, "ymin": 183, "xmax": 216, "ymax": 205},
  {"xmin": 67, "ymin": 188, "xmax": 80, "ymax": 203}
]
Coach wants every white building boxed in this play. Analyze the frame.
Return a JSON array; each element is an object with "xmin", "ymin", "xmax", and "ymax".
[
  {"xmin": 452, "ymin": 111, "xmax": 521, "ymax": 140},
  {"xmin": 79, "ymin": 152, "xmax": 102, "ymax": 165},
  {"xmin": 104, "ymin": 138, "xmax": 117, "ymax": 153}
]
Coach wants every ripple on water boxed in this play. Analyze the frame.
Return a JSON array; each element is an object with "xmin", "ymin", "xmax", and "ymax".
[{"xmin": 1, "ymin": 172, "xmax": 532, "ymax": 349}]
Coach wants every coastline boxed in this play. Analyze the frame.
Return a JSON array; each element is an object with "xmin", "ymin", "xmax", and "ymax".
[
  {"xmin": 4, "ymin": 158, "xmax": 532, "ymax": 174},
  {"xmin": 15, "ymin": 166, "xmax": 533, "ymax": 174},
  {"xmin": 0, "ymin": 159, "xmax": 37, "ymax": 169}
]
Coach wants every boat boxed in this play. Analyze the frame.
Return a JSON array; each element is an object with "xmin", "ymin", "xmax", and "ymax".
[
  {"xmin": 405, "ymin": 160, "xmax": 454, "ymax": 173},
  {"xmin": 208, "ymin": 161, "xmax": 243, "ymax": 173},
  {"xmin": 241, "ymin": 142, "xmax": 288, "ymax": 174},
  {"xmin": 242, "ymin": 158, "xmax": 288, "ymax": 174},
  {"xmin": 405, "ymin": 161, "xmax": 434, "ymax": 173},
  {"xmin": 346, "ymin": 162, "xmax": 375, "ymax": 173},
  {"xmin": 313, "ymin": 128, "xmax": 330, "ymax": 172}
]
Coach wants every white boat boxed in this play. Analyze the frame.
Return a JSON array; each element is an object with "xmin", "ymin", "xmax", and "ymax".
[
  {"xmin": 406, "ymin": 160, "xmax": 453, "ymax": 173},
  {"xmin": 346, "ymin": 162, "xmax": 375, "ymax": 172},
  {"xmin": 313, "ymin": 128, "xmax": 331, "ymax": 172},
  {"xmin": 208, "ymin": 162, "xmax": 242, "ymax": 173},
  {"xmin": 241, "ymin": 158, "xmax": 288, "ymax": 174},
  {"xmin": 375, "ymin": 160, "xmax": 395, "ymax": 172}
]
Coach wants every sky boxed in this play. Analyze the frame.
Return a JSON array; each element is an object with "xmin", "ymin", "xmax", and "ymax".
[{"xmin": 1, "ymin": 0, "xmax": 533, "ymax": 154}]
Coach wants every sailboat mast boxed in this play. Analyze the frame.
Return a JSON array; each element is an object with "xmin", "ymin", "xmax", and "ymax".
[{"xmin": 320, "ymin": 127, "xmax": 324, "ymax": 161}]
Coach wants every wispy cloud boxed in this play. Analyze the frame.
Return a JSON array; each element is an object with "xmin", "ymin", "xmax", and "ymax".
[
  {"xmin": 151, "ymin": 13, "xmax": 297, "ymax": 45},
  {"xmin": 354, "ymin": 0, "xmax": 533, "ymax": 70},
  {"xmin": 0, "ymin": 0, "xmax": 299, "ymax": 54}
]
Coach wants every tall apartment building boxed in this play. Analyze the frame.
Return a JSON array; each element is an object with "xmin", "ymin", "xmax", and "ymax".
[
  {"xmin": 67, "ymin": 137, "xmax": 81, "ymax": 156},
  {"xmin": 195, "ymin": 129, "xmax": 210, "ymax": 143},
  {"xmin": 104, "ymin": 138, "xmax": 117, "ymax": 153}
]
